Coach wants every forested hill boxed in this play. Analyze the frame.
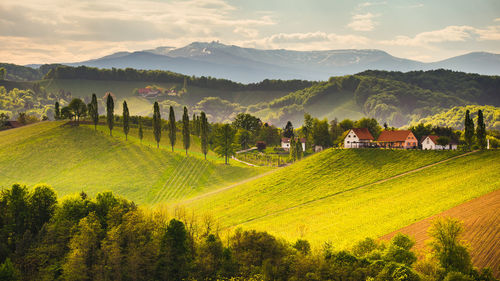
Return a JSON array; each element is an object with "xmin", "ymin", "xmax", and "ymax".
[
  {"xmin": 257, "ymin": 70, "xmax": 500, "ymax": 127},
  {"xmin": 45, "ymin": 65, "xmax": 316, "ymax": 92},
  {"xmin": 358, "ymin": 69, "xmax": 500, "ymax": 105}
]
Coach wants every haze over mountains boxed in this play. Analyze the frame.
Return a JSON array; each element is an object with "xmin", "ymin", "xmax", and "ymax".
[{"xmin": 53, "ymin": 42, "xmax": 500, "ymax": 83}]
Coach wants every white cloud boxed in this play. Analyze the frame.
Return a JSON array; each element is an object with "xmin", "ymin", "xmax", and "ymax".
[
  {"xmin": 237, "ymin": 32, "xmax": 370, "ymax": 51},
  {"xmin": 347, "ymin": 13, "xmax": 378, "ymax": 31},
  {"xmin": 381, "ymin": 24, "xmax": 500, "ymax": 46},
  {"xmin": 357, "ymin": 1, "xmax": 387, "ymax": 9}
]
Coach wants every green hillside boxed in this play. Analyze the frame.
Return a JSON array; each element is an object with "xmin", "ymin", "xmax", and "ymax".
[
  {"xmin": 410, "ymin": 105, "xmax": 500, "ymax": 131},
  {"xmin": 181, "ymin": 149, "xmax": 500, "ymax": 247},
  {"xmin": 0, "ymin": 122, "xmax": 267, "ymax": 205}
]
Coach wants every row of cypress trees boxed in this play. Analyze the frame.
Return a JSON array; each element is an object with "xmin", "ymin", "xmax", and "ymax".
[
  {"xmin": 88, "ymin": 94, "xmax": 210, "ymax": 159},
  {"xmin": 464, "ymin": 109, "xmax": 487, "ymax": 149}
]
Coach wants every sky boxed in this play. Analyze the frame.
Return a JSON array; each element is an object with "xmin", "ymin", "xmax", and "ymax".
[{"xmin": 1, "ymin": 0, "xmax": 499, "ymax": 65}]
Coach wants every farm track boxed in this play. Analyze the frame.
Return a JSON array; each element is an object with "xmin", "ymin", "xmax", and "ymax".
[
  {"xmin": 232, "ymin": 150, "xmax": 478, "ymax": 226},
  {"xmin": 381, "ymin": 189, "xmax": 500, "ymax": 278}
]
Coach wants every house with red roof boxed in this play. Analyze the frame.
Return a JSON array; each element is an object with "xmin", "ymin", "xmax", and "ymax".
[
  {"xmin": 421, "ymin": 135, "xmax": 458, "ymax": 150},
  {"xmin": 344, "ymin": 128, "xmax": 374, "ymax": 148},
  {"xmin": 376, "ymin": 130, "xmax": 418, "ymax": 149}
]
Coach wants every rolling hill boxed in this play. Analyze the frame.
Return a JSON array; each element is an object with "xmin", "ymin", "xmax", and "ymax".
[
  {"xmin": 0, "ymin": 122, "xmax": 268, "ymax": 205},
  {"xmin": 179, "ymin": 149, "xmax": 500, "ymax": 249},
  {"xmin": 381, "ymin": 189, "xmax": 500, "ymax": 278}
]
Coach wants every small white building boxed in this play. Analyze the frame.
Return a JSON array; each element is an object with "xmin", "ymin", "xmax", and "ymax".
[
  {"xmin": 344, "ymin": 128, "xmax": 374, "ymax": 148},
  {"xmin": 421, "ymin": 135, "xmax": 458, "ymax": 150},
  {"xmin": 281, "ymin": 138, "xmax": 306, "ymax": 151}
]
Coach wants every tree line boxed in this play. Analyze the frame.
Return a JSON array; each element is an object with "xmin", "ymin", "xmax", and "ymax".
[
  {"xmin": 0, "ymin": 184, "xmax": 496, "ymax": 281},
  {"xmin": 44, "ymin": 65, "xmax": 314, "ymax": 92}
]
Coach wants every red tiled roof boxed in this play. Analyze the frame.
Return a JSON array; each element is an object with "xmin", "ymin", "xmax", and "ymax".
[
  {"xmin": 351, "ymin": 128, "xmax": 374, "ymax": 140},
  {"xmin": 377, "ymin": 130, "xmax": 413, "ymax": 142}
]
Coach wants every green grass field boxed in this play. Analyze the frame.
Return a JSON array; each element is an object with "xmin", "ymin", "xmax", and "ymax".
[
  {"xmin": 0, "ymin": 122, "xmax": 267, "ymax": 205},
  {"xmin": 181, "ymin": 149, "xmax": 500, "ymax": 248}
]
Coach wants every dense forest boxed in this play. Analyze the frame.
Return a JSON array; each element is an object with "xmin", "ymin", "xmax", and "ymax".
[
  {"xmin": 262, "ymin": 70, "xmax": 500, "ymax": 127},
  {"xmin": 44, "ymin": 66, "xmax": 315, "ymax": 92},
  {"xmin": 0, "ymin": 184, "xmax": 496, "ymax": 281},
  {"xmin": 0, "ymin": 64, "xmax": 61, "ymax": 82}
]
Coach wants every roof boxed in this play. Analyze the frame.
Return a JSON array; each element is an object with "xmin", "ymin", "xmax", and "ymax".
[
  {"xmin": 423, "ymin": 135, "xmax": 459, "ymax": 145},
  {"xmin": 281, "ymin": 137, "xmax": 306, "ymax": 143},
  {"xmin": 377, "ymin": 130, "xmax": 413, "ymax": 142},
  {"xmin": 423, "ymin": 135, "xmax": 439, "ymax": 144},
  {"xmin": 350, "ymin": 128, "xmax": 374, "ymax": 140}
]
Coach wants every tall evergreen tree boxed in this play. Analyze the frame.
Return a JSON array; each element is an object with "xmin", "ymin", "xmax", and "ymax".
[
  {"xmin": 295, "ymin": 138, "xmax": 303, "ymax": 160},
  {"xmin": 153, "ymin": 102, "xmax": 162, "ymax": 148},
  {"xmin": 214, "ymin": 124, "xmax": 236, "ymax": 164},
  {"xmin": 289, "ymin": 137, "xmax": 297, "ymax": 161},
  {"xmin": 122, "ymin": 101, "xmax": 130, "ymax": 140},
  {"xmin": 283, "ymin": 121, "xmax": 294, "ymax": 138},
  {"xmin": 476, "ymin": 109, "xmax": 486, "ymax": 149},
  {"xmin": 200, "ymin": 112, "xmax": 209, "ymax": 160},
  {"xmin": 138, "ymin": 117, "xmax": 143, "ymax": 143},
  {"xmin": 54, "ymin": 102, "xmax": 60, "ymax": 120},
  {"xmin": 106, "ymin": 93, "xmax": 114, "ymax": 136},
  {"xmin": 182, "ymin": 107, "xmax": 190, "ymax": 156},
  {"xmin": 90, "ymin": 93, "xmax": 99, "ymax": 130},
  {"xmin": 155, "ymin": 219, "xmax": 192, "ymax": 281},
  {"xmin": 168, "ymin": 106, "xmax": 176, "ymax": 152},
  {"xmin": 464, "ymin": 110, "xmax": 474, "ymax": 149}
]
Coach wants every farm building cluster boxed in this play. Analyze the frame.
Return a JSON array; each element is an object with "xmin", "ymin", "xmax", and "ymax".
[{"xmin": 343, "ymin": 128, "xmax": 458, "ymax": 150}]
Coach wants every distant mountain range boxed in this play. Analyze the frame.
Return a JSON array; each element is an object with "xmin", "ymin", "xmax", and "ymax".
[{"xmin": 25, "ymin": 41, "xmax": 500, "ymax": 83}]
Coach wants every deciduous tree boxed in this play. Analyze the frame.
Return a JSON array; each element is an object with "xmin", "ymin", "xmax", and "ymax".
[{"xmin": 214, "ymin": 124, "xmax": 236, "ymax": 164}]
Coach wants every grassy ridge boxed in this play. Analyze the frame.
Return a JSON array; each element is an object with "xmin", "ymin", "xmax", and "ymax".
[
  {"xmin": 0, "ymin": 122, "xmax": 266, "ymax": 204},
  {"xmin": 182, "ymin": 149, "xmax": 499, "ymax": 247}
]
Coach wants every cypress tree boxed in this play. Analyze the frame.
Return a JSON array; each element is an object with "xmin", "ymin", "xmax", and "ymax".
[
  {"xmin": 476, "ymin": 109, "xmax": 486, "ymax": 149},
  {"xmin": 138, "ymin": 117, "xmax": 143, "ymax": 143},
  {"xmin": 54, "ymin": 102, "xmax": 60, "ymax": 120},
  {"xmin": 290, "ymin": 137, "xmax": 297, "ymax": 161},
  {"xmin": 106, "ymin": 93, "xmax": 114, "ymax": 136},
  {"xmin": 90, "ymin": 93, "xmax": 99, "ymax": 130},
  {"xmin": 296, "ymin": 138, "xmax": 303, "ymax": 160},
  {"xmin": 153, "ymin": 102, "xmax": 161, "ymax": 148},
  {"xmin": 182, "ymin": 107, "xmax": 190, "ymax": 156},
  {"xmin": 200, "ymin": 112, "xmax": 208, "ymax": 160},
  {"xmin": 122, "ymin": 101, "xmax": 130, "ymax": 140},
  {"xmin": 464, "ymin": 109, "xmax": 474, "ymax": 149},
  {"xmin": 168, "ymin": 106, "xmax": 176, "ymax": 152}
]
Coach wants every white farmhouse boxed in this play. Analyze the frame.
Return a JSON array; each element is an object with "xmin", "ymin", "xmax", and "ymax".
[
  {"xmin": 421, "ymin": 135, "xmax": 458, "ymax": 150},
  {"xmin": 281, "ymin": 138, "xmax": 306, "ymax": 151},
  {"xmin": 344, "ymin": 128, "xmax": 374, "ymax": 148}
]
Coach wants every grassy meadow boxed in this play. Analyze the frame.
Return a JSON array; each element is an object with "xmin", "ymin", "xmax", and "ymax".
[
  {"xmin": 0, "ymin": 122, "xmax": 268, "ymax": 205},
  {"xmin": 181, "ymin": 149, "xmax": 500, "ymax": 248}
]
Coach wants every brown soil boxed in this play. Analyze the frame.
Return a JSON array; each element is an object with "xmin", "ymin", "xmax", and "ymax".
[{"xmin": 381, "ymin": 189, "xmax": 500, "ymax": 277}]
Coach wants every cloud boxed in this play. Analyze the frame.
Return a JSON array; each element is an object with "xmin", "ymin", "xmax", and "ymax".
[
  {"xmin": 233, "ymin": 27, "xmax": 259, "ymax": 38},
  {"xmin": 357, "ymin": 1, "xmax": 387, "ymax": 9},
  {"xmin": 381, "ymin": 24, "xmax": 500, "ymax": 47},
  {"xmin": 237, "ymin": 32, "xmax": 370, "ymax": 51},
  {"xmin": 347, "ymin": 13, "xmax": 378, "ymax": 31}
]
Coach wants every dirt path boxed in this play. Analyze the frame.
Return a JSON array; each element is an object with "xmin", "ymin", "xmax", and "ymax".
[
  {"xmin": 381, "ymin": 189, "xmax": 500, "ymax": 278},
  {"xmin": 231, "ymin": 155, "xmax": 258, "ymax": 167},
  {"xmin": 235, "ymin": 150, "xmax": 479, "ymax": 226}
]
